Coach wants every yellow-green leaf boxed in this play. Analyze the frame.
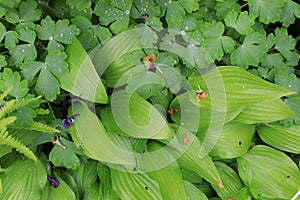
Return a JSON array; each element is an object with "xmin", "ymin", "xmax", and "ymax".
[
  {"xmin": 189, "ymin": 66, "xmax": 295, "ymax": 111},
  {"xmin": 235, "ymin": 98, "xmax": 295, "ymax": 124},
  {"xmin": 59, "ymin": 39, "xmax": 108, "ymax": 103},
  {"xmin": 69, "ymin": 100, "xmax": 135, "ymax": 165},
  {"xmin": 237, "ymin": 145, "xmax": 300, "ymax": 199},
  {"xmin": 257, "ymin": 123, "xmax": 300, "ymax": 154},
  {"xmin": 0, "ymin": 158, "xmax": 47, "ymax": 200},
  {"xmin": 199, "ymin": 122, "xmax": 255, "ymax": 159},
  {"xmin": 111, "ymin": 169, "xmax": 163, "ymax": 200},
  {"xmin": 109, "ymin": 90, "xmax": 174, "ymax": 139}
]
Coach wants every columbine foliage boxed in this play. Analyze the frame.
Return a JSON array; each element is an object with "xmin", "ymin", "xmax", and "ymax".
[{"xmin": 0, "ymin": 0, "xmax": 299, "ymax": 199}]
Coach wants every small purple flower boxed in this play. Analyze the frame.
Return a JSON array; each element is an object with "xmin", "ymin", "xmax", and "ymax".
[
  {"xmin": 62, "ymin": 113, "xmax": 80, "ymax": 129},
  {"xmin": 0, "ymin": 104, "xmax": 4, "ymax": 110},
  {"xmin": 47, "ymin": 176, "xmax": 60, "ymax": 188},
  {"xmin": 137, "ymin": 13, "xmax": 148, "ymax": 23}
]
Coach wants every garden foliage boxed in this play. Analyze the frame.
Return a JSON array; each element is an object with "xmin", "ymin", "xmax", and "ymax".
[{"xmin": 0, "ymin": 0, "xmax": 300, "ymax": 199}]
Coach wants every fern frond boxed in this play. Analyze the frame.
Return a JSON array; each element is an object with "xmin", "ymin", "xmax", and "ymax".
[
  {"xmin": 0, "ymin": 129, "xmax": 37, "ymax": 161},
  {"xmin": 0, "ymin": 144, "xmax": 12, "ymax": 157},
  {"xmin": 0, "ymin": 116, "xmax": 17, "ymax": 131},
  {"xmin": 25, "ymin": 121, "xmax": 60, "ymax": 133},
  {"xmin": 0, "ymin": 86, "xmax": 13, "ymax": 102},
  {"xmin": 34, "ymin": 108, "xmax": 50, "ymax": 115},
  {"xmin": 0, "ymin": 96, "xmax": 41, "ymax": 119}
]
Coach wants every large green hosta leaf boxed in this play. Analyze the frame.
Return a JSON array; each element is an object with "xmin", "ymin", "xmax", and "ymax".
[
  {"xmin": 235, "ymin": 98, "xmax": 295, "ymax": 124},
  {"xmin": 109, "ymin": 90, "xmax": 174, "ymax": 139},
  {"xmin": 237, "ymin": 145, "xmax": 300, "ymax": 199},
  {"xmin": 257, "ymin": 123, "xmax": 300, "ymax": 154},
  {"xmin": 59, "ymin": 39, "xmax": 108, "ymax": 103},
  {"xmin": 166, "ymin": 125, "xmax": 223, "ymax": 188},
  {"xmin": 111, "ymin": 169, "xmax": 163, "ymax": 200},
  {"xmin": 42, "ymin": 173, "xmax": 76, "ymax": 200},
  {"xmin": 198, "ymin": 122, "xmax": 255, "ymax": 159},
  {"xmin": 213, "ymin": 162, "xmax": 244, "ymax": 199},
  {"xmin": 69, "ymin": 100, "xmax": 135, "ymax": 165},
  {"xmin": 0, "ymin": 158, "xmax": 47, "ymax": 200},
  {"xmin": 146, "ymin": 142, "xmax": 186, "ymax": 200},
  {"xmin": 189, "ymin": 66, "xmax": 295, "ymax": 111},
  {"xmin": 169, "ymin": 92, "xmax": 242, "ymax": 132},
  {"xmin": 183, "ymin": 181, "xmax": 208, "ymax": 200}
]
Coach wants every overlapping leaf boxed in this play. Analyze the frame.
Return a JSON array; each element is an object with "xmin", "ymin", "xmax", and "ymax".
[
  {"xmin": 237, "ymin": 145, "xmax": 300, "ymax": 199},
  {"xmin": 257, "ymin": 123, "xmax": 300, "ymax": 154}
]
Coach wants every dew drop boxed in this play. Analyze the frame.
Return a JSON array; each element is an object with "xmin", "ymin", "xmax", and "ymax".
[
  {"xmin": 22, "ymin": 49, "xmax": 25, "ymax": 52},
  {"xmin": 242, "ymin": 85, "xmax": 245, "ymax": 89},
  {"xmin": 180, "ymin": 31, "xmax": 186, "ymax": 35},
  {"xmin": 49, "ymin": 36, "xmax": 53, "ymax": 40},
  {"xmin": 60, "ymin": 33, "xmax": 64, "ymax": 37},
  {"xmin": 185, "ymin": 26, "xmax": 189, "ymax": 30},
  {"xmin": 288, "ymin": 84, "xmax": 292, "ymax": 88},
  {"xmin": 125, "ymin": 10, "xmax": 130, "ymax": 15}
]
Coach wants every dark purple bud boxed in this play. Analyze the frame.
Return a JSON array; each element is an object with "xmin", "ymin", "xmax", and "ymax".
[
  {"xmin": 0, "ymin": 105, "xmax": 3, "ymax": 110},
  {"xmin": 62, "ymin": 113, "xmax": 80, "ymax": 129},
  {"xmin": 47, "ymin": 176, "xmax": 60, "ymax": 188},
  {"xmin": 140, "ymin": 13, "xmax": 148, "ymax": 20},
  {"xmin": 137, "ymin": 13, "xmax": 148, "ymax": 23}
]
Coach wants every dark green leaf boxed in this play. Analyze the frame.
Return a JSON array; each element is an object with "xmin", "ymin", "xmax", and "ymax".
[
  {"xmin": 49, "ymin": 137, "xmax": 82, "ymax": 170},
  {"xmin": 230, "ymin": 32, "xmax": 268, "ymax": 68},
  {"xmin": 179, "ymin": 0, "xmax": 199, "ymax": 13},
  {"xmin": 94, "ymin": 0, "xmax": 132, "ymax": 34},
  {"xmin": 35, "ymin": 66, "xmax": 60, "ymax": 101},
  {"xmin": 66, "ymin": 0, "xmax": 91, "ymax": 11},
  {"xmin": 0, "ymin": 56, "xmax": 7, "ymax": 68},
  {"xmin": 225, "ymin": 10, "xmax": 255, "ymax": 34},
  {"xmin": 0, "ymin": 68, "xmax": 28, "ymax": 98},
  {"xmin": 36, "ymin": 15, "xmax": 55, "ymax": 40},
  {"xmin": 281, "ymin": 0, "xmax": 300, "ymax": 27},
  {"xmin": 5, "ymin": 31, "xmax": 18, "ymax": 50},
  {"xmin": 215, "ymin": 0, "xmax": 241, "ymax": 19},
  {"xmin": 9, "ymin": 44, "xmax": 37, "ymax": 66},
  {"xmin": 19, "ymin": 0, "xmax": 41, "ymax": 22},
  {"xmin": 275, "ymin": 69, "xmax": 300, "ymax": 92},
  {"xmin": 246, "ymin": 0, "xmax": 286, "ymax": 24},
  {"xmin": 274, "ymin": 28, "xmax": 297, "ymax": 60},
  {"xmin": 166, "ymin": 1, "xmax": 185, "ymax": 29}
]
